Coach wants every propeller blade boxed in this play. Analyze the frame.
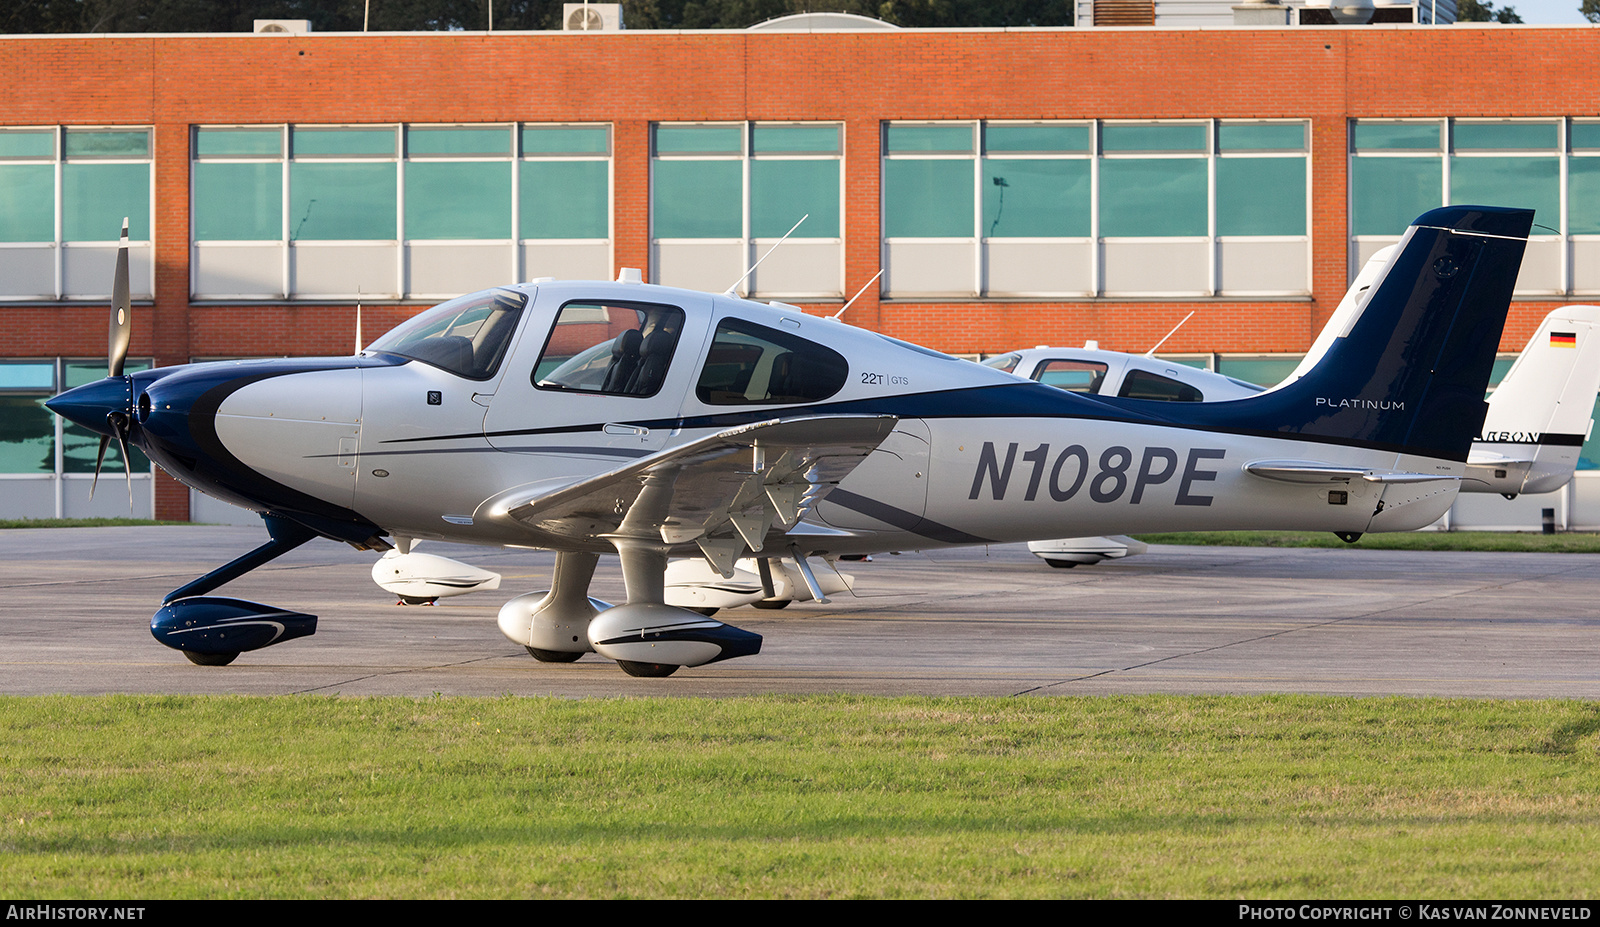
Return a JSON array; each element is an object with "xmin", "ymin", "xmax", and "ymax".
[
  {"xmin": 109, "ymin": 411, "xmax": 134, "ymax": 512},
  {"xmin": 88, "ymin": 434, "xmax": 110, "ymax": 502},
  {"xmin": 109, "ymin": 217, "xmax": 131, "ymax": 378}
]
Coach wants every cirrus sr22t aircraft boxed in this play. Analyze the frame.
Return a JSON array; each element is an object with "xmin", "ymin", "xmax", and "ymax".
[{"xmin": 49, "ymin": 206, "xmax": 1531, "ymax": 676}]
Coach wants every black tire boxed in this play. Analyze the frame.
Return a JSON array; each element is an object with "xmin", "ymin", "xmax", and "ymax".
[
  {"xmin": 400, "ymin": 596, "xmax": 438, "ymax": 606},
  {"xmin": 617, "ymin": 660, "xmax": 680, "ymax": 678},
  {"xmin": 751, "ymin": 598, "xmax": 791, "ymax": 610},
  {"xmin": 526, "ymin": 647, "xmax": 584, "ymax": 663},
  {"xmin": 689, "ymin": 607, "xmax": 719, "ymax": 617},
  {"xmin": 184, "ymin": 650, "xmax": 239, "ymax": 666},
  {"xmin": 1044, "ymin": 559, "xmax": 1079, "ymax": 569}
]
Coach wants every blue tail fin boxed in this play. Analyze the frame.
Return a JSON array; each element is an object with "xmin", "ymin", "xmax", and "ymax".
[{"xmin": 1172, "ymin": 206, "xmax": 1532, "ymax": 460}]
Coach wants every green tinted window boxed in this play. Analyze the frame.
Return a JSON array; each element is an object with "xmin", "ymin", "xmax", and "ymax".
[
  {"xmin": 1350, "ymin": 156, "xmax": 1442, "ymax": 236},
  {"xmin": 1102, "ymin": 123, "xmax": 1206, "ymax": 153},
  {"xmin": 293, "ymin": 128, "xmax": 395, "ymax": 157},
  {"xmin": 1488, "ymin": 355, "xmax": 1517, "ymax": 390},
  {"xmin": 982, "ymin": 158, "xmax": 1089, "ymax": 238},
  {"xmin": 405, "ymin": 161, "xmax": 511, "ymax": 239},
  {"xmin": 653, "ymin": 159, "xmax": 741, "ymax": 238},
  {"xmin": 656, "ymin": 125, "xmax": 742, "ymax": 155},
  {"xmin": 753, "ymin": 125, "xmax": 839, "ymax": 154},
  {"xmin": 62, "ymin": 163, "xmax": 150, "ymax": 241},
  {"xmin": 195, "ymin": 128, "xmax": 282, "ymax": 158},
  {"xmin": 522, "ymin": 126, "xmax": 609, "ymax": 155},
  {"xmin": 985, "ymin": 124, "xmax": 1089, "ymax": 153},
  {"xmin": 1217, "ymin": 157, "xmax": 1306, "ymax": 236},
  {"xmin": 1579, "ymin": 395, "xmax": 1600, "ymax": 471},
  {"xmin": 883, "ymin": 158, "xmax": 973, "ymax": 238},
  {"xmin": 0, "ymin": 164, "xmax": 55, "ymax": 242},
  {"xmin": 1099, "ymin": 158, "xmax": 1207, "ymax": 237},
  {"xmin": 1572, "ymin": 123, "xmax": 1600, "ymax": 151},
  {"xmin": 1352, "ymin": 122, "xmax": 1441, "ymax": 151},
  {"xmin": 193, "ymin": 162, "xmax": 282, "ymax": 241},
  {"xmin": 0, "ymin": 130, "xmax": 54, "ymax": 159},
  {"xmin": 289, "ymin": 162, "xmax": 396, "ymax": 240},
  {"xmin": 408, "ymin": 127, "xmax": 511, "ymax": 157},
  {"xmin": 885, "ymin": 124, "xmax": 973, "ymax": 153},
  {"xmin": 1216, "ymin": 356, "xmax": 1303, "ymax": 388},
  {"xmin": 1569, "ymin": 158, "xmax": 1600, "ymax": 235},
  {"xmin": 63, "ymin": 130, "xmax": 149, "ymax": 159},
  {"xmin": 1219, "ymin": 123, "xmax": 1305, "ymax": 152},
  {"xmin": 520, "ymin": 160, "xmax": 609, "ymax": 239},
  {"xmin": 1450, "ymin": 157, "xmax": 1558, "ymax": 226},
  {"xmin": 752, "ymin": 159, "xmax": 838, "ymax": 238},
  {"xmin": 0, "ymin": 395, "xmax": 53, "ymax": 474},
  {"xmin": 1453, "ymin": 122, "xmax": 1558, "ymax": 151},
  {"xmin": 0, "ymin": 363, "xmax": 54, "ymax": 389}
]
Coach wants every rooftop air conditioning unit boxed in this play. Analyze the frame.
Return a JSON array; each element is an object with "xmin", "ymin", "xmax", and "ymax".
[
  {"xmin": 254, "ymin": 20, "xmax": 312, "ymax": 33},
  {"xmin": 563, "ymin": 3, "xmax": 623, "ymax": 31}
]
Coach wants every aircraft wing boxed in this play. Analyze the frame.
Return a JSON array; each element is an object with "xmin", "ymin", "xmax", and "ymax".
[{"xmin": 483, "ymin": 415, "xmax": 899, "ymax": 563}]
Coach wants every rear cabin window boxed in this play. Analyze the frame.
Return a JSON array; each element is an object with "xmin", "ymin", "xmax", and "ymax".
[
  {"xmin": 695, "ymin": 318, "xmax": 849, "ymax": 405},
  {"xmin": 534, "ymin": 300, "xmax": 685, "ymax": 398},
  {"xmin": 1118, "ymin": 369, "xmax": 1203, "ymax": 402},
  {"xmin": 1033, "ymin": 359, "xmax": 1109, "ymax": 394}
]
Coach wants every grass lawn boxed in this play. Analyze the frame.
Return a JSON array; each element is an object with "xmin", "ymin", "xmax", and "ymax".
[{"xmin": 2, "ymin": 694, "xmax": 1598, "ymax": 898}]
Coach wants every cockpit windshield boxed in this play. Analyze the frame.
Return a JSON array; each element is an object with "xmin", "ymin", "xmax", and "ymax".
[{"xmin": 367, "ymin": 288, "xmax": 527, "ymax": 380}]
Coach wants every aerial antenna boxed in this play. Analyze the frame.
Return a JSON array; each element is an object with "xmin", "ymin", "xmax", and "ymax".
[
  {"xmin": 831, "ymin": 269, "xmax": 884, "ymax": 320},
  {"xmin": 1145, "ymin": 310, "xmax": 1195, "ymax": 356},
  {"xmin": 723, "ymin": 214, "xmax": 807, "ymax": 297},
  {"xmin": 355, "ymin": 286, "xmax": 363, "ymax": 355}
]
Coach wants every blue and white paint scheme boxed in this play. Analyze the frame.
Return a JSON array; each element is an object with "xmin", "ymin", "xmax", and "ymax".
[{"xmin": 48, "ymin": 206, "xmax": 1532, "ymax": 676}]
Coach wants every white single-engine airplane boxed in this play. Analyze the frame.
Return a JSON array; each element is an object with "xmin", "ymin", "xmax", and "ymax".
[{"xmin": 49, "ymin": 206, "xmax": 1531, "ymax": 676}]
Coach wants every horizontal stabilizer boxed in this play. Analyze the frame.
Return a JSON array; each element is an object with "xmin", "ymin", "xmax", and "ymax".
[{"xmin": 1245, "ymin": 459, "xmax": 1460, "ymax": 485}]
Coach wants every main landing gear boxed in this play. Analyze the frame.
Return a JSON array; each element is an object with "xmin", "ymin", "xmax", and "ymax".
[{"xmin": 497, "ymin": 544, "xmax": 764, "ymax": 678}]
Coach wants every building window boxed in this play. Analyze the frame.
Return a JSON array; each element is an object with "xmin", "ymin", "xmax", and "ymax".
[
  {"xmin": 651, "ymin": 122, "xmax": 843, "ymax": 298},
  {"xmin": 882, "ymin": 119, "xmax": 1309, "ymax": 299},
  {"xmin": 190, "ymin": 123, "xmax": 611, "ymax": 301},
  {"xmin": 0, "ymin": 358, "xmax": 154, "ymax": 519},
  {"xmin": 0, "ymin": 128, "xmax": 154, "ymax": 302},
  {"xmin": 1347, "ymin": 118, "xmax": 1595, "ymax": 296}
]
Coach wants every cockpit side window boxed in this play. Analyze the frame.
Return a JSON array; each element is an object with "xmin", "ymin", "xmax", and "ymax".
[
  {"xmin": 1118, "ymin": 368, "xmax": 1203, "ymax": 402},
  {"xmin": 367, "ymin": 288, "xmax": 526, "ymax": 381},
  {"xmin": 695, "ymin": 318, "xmax": 848, "ymax": 406},
  {"xmin": 534, "ymin": 300, "xmax": 686, "ymax": 398},
  {"xmin": 1034, "ymin": 359, "xmax": 1109, "ymax": 394}
]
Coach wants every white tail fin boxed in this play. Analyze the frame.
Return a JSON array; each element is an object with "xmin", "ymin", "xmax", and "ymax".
[{"xmin": 1469, "ymin": 305, "xmax": 1600, "ymax": 495}]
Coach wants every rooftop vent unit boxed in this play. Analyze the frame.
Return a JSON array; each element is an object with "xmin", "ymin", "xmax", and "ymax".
[
  {"xmin": 254, "ymin": 20, "xmax": 312, "ymax": 33},
  {"xmin": 563, "ymin": 3, "xmax": 623, "ymax": 30}
]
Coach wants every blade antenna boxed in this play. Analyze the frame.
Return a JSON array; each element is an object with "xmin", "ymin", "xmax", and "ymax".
[
  {"xmin": 831, "ymin": 269, "xmax": 884, "ymax": 321},
  {"xmin": 1145, "ymin": 310, "xmax": 1195, "ymax": 357},
  {"xmin": 355, "ymin": 286, "xmax": 363, "ymax": 355},
  {"xmin": 723, "ymin": 214, "xmax": 807, "ymax": 297}
]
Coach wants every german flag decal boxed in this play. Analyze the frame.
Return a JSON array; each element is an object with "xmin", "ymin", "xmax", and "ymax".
[{"xmin": 1551, "ymin": 331, "xmax": 1577, "ymax": 348}]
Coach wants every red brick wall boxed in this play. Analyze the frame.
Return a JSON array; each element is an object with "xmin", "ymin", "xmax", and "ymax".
[{"xmin": 3, "ymin": 26, "xmax": 1592, "ymax": 516}]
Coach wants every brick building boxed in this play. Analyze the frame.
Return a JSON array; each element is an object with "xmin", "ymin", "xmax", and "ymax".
[{"xmin": 3, "ymin": 22, "xmax": 1599, "ymax": 523}]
